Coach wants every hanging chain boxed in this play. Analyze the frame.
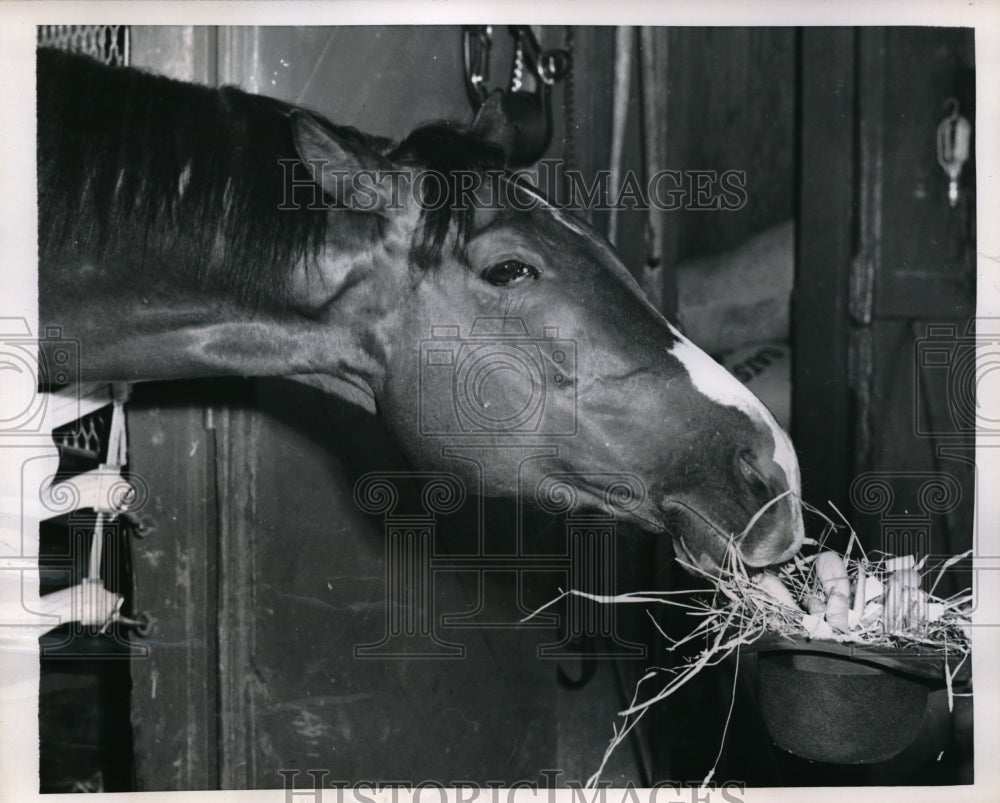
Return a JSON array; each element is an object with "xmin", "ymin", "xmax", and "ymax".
[
  {"xmin": 511, "ymin": 30, "xmax": 527, "ymax": 91},
  {"xmin": 562, "ymin": 27, "xmax": 576, "ymax": 203},
  {"xmin": 463, "ymin": 25, "xmax": 493, "ymax": 108}
]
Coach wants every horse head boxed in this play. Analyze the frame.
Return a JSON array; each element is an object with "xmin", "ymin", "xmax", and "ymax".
[
  {"xmin": 37, "ymin": 50, "xmax": 802, "ymax": 575},
  {"xmin": 288, "ymin": 101, "xmax": 804, "ymax": 575}
]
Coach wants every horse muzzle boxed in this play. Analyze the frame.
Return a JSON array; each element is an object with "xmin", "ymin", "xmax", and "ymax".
[
  {"xmin": 661, "ymin": 491, "xmax": 804, "ymax": 576},
  {"xmin": 736, "ymin": 490, "xmax": 804, "ymax": 567}
]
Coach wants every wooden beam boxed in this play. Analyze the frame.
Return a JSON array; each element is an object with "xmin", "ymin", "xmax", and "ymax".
[{"xmin": 793, "ymin": 28, "xmax": 856, "ymax": 514}]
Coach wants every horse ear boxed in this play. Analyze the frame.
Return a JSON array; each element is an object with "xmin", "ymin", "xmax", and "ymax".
[
  {"xmin": 291, "ymin": 111, "xmax": 391, "ymax": 212},
  {"xmin": 472, "ymin": 89, "xmax": 516, "ymax": 162}
]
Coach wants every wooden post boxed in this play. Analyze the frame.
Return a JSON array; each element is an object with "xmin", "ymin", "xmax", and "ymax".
[{"xmin": 793, "ymin": 27, "xmax": 857, "ymax": 514}]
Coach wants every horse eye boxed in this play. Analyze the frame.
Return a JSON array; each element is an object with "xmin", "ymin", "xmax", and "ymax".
[{"xmin": 481, "ymin": 259, "xmax": 539, "ymax": 287}]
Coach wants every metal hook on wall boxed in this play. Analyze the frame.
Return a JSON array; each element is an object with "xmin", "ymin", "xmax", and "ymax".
[{"xmin": 462, "ymin": 25, "xmax": 572, "ymax": 166}]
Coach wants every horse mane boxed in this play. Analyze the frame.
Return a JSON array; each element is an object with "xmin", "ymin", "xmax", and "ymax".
[
  {"xmin": 389, "ymin": 123, "xmax": 505, "ymax": 270},
  {"xmin": 37, "ymin": 48, "xmax": 504, "ymax": 309}
]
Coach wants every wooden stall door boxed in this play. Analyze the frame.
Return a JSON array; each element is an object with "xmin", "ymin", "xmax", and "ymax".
[
  {"xmin": 791, "ymin": 27, "xmax": 975, "ymax": 784},
  {"xmin": 795, "ymin": 27, "xmax": 975, "ymax": 574}
]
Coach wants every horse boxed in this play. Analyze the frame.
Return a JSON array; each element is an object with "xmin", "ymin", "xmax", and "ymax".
[{"xmin": 37, "ymin": 47, "xmax": 803, "ymax": 576}]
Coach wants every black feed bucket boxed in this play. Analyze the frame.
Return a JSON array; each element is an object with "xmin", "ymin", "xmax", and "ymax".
[{"xmin": 754, "ymin": 637, "xmax": 970, "ymax": 765}]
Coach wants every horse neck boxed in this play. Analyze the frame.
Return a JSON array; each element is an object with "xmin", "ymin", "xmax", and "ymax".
[
  {"xmin": 39, "ymin": 244, "xmax": 387, "ymax": 414},
  {"xmin": 38, "ymin": 52, "xmax": 392, "ymax": 411}
]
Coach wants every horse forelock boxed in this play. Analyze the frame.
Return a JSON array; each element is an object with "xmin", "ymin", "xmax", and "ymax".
[
  {"xmin": 386, "ymin": 133, "xmax": 610, "ymax": 274},
  {"xmin": 388, "ymin": 122, "xmax": 506, "ymax": 271}
]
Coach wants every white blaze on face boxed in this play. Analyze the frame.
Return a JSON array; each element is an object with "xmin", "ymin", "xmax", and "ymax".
[
  {"xmin": 512, "ymin": 179, "xmax": 801, "ymax": 500},
  {"xmin": 666, "ymin": 324, "xmax": 800, "ymax": 493}
]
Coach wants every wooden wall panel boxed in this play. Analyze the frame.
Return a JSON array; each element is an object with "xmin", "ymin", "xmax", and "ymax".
[
  {"xmin": 127, "ymin": 382, "xmax": 223, "ymax": 791},
  {"xmin": 872, "ymin": 27, "xmax": 975, "ymax": 319},
  {"xmin": 850, "ymin": 27, "xmax": 975, "ymax": 582},
  {"xmin": 794, "ymin": 27, "xmax": 975, "ymax": 563},
  {"xmin": 663, "ymin": 27, "xmax": 795, "ymax": 263}
]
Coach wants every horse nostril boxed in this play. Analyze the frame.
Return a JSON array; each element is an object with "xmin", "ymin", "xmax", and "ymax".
[{"xmin": 738, "ymin": 451, "xmax": 771, "ymax": 500}]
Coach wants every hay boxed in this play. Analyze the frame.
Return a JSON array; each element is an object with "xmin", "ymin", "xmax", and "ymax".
[{"xmin": 527, "ymin": 501, "xmax": 973, "ymax": 788}]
